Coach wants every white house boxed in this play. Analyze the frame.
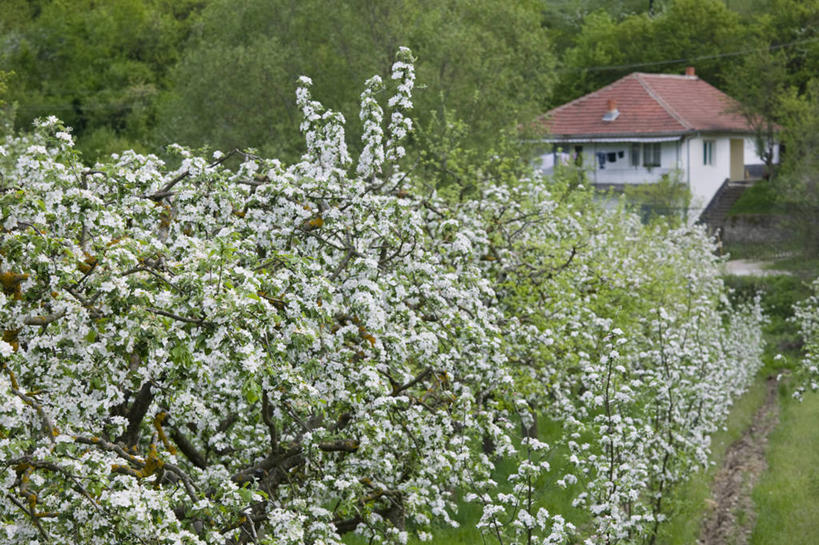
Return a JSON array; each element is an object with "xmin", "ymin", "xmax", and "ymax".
[{"xmin": 535, "ymin": 67, "xmax": 776, "ymax": 220}]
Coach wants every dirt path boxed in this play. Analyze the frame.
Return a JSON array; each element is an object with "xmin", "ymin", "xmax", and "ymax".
[
  {"xmin": 698, "ymin": 377, "xmax": 780, "ymax": 545},
  {"xmin": 722, "ymin": 260, "xmax": 791, "ymax": 277}
]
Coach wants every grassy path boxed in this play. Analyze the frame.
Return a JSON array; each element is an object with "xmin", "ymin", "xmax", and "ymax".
[
  {"xmin": 750, "ymin": 388, "xmax": 819, "ymax": 544},
  {"xmin": 698, "ymin": 377, "xmax": 780, "ymax": 545},
  {"xmin": 661, "ymin": 376, "xmax": 819, "ymax": 545},
  {"xmin": 654, "ymin": 378, "xmax": 769, "ymax": 545}
]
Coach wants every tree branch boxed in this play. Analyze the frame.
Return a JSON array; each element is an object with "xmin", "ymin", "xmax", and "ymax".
[
  {"xmin": 231, "ymin": 445, "xmax": 302, "ymax": 485},
  {"xmin": 117, "ymin": 381, "xmax": 154, "ymax": 448},
  {"xmin": 148, "ymin": 307, "xmax": 207, "ymax": 325},
  {"xmin": 6, "ymin": 493, "xmax": 51, "ymax": 541},
  {"xmin": 169, "ymin": 426, "xmax": 208, "ymax": 469},
  {"xmin": 11, "ymin": 388, "xmax": 57, "ymax": 441},
  {"xmin": 23, "ymin": 310, "xmax": 66, "ymax": 326},
  {"xmin": 261, "ymin": 391, "xmax": 279, "ymax": 453},
  {"xmin": 318, "ymin": 439, "xmax": 359, "ymax": 453},
  {"xmin": 390, "ymin": 367, "xmax": 433, "ymax": 396}
]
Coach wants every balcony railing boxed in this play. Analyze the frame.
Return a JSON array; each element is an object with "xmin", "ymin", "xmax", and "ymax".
[{"xmin": 588, "ymin": 167, "xmax": 672, "ymax": 185}]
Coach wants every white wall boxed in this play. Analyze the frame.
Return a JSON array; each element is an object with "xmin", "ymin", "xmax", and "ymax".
[{"xmin": 683, "ymin": 135, "xmax": 733, "ymax": 221}]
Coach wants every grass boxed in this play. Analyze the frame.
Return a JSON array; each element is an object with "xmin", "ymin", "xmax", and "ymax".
[
  {"xmin": 723, "ymin": 270, "xmax": 819, "ymax": 544},
  {"xmin": 728, "ymin": 181, "xmax": 783, "ymax": 216},
  {"xmin": 764, "ymin": 254, "xmax": 819, "ymax": 280},
  {"xmin": 721, "ymin": 241, "xmax": 792, "ymax": 261},
  {"xmin": 750, "ymin": 387, "xmax": 819, "ymax": 545},
  {"xmin": 654, "ymin": 377, "xmax": 769, "ymax": 545},
  {"xmin": 721, "ymin": 246, "xmax": 819, "ymax": 282}
]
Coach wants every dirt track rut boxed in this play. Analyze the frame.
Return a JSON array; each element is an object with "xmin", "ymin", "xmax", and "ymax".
[{"xmin": 698, "ymin": 377, "xmax": 780, "ymax": 545}]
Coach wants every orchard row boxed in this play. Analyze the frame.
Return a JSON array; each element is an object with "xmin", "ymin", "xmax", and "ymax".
[{"xmin": 1, "ymin": 54, "xmax": 766, "ymax": 545}]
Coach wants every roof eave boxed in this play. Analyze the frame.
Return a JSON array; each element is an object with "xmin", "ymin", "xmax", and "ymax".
[
  {"xmin": 539, "ymin": 130, "xmax": 689, "ymax": 140},
  {"xmin": 694, "ymin": 128, "xmax": 762, "ymax": 135},
  {"xmin": 538, "ymin": 127, "xmax": 758, "ymax": 141}
]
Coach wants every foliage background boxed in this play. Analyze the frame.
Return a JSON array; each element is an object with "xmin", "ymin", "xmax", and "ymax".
[{"xmin": 1, "ymin": 1, "xmax": 816, "ymax": 165}]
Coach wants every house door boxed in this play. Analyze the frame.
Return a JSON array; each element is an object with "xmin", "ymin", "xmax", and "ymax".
[{"xmin": 730, "ymin": 139, "xmax": 744, "ymax": 181}]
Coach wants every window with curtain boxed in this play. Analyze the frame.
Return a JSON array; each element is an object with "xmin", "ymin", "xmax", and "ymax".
[{"xmin": 642, "ymin": 143, "xmax": 661, "ymax": 167}]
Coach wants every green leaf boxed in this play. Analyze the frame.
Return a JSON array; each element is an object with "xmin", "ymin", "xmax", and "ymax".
[
  {"xmin": 242, "ymin": 377, "xmax": 260, "ymax": 404},
  {"xmin": 238, "ymin": 487, "xmax": 254, "ymax": 503}
]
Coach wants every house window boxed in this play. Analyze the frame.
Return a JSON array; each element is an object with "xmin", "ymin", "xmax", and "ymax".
[
  {"xmin": 703, "ymin": 140, "xmax": 715, "ymax": 165},
  {"xmin": 630, "ymin": 144, "xmax": 640, "ymax": 166},
  {"xmin": 643, "ymin": 143, "xmax": 661, "ymax": 167}
]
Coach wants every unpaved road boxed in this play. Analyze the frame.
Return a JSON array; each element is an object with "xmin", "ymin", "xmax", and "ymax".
[
  {"xmin": 722, "ymin": 260, "xmax": 790, "ymax": 277},
  {"xmin": 698, "ymin": 377, "xmax": 780, "ymax": 545}
]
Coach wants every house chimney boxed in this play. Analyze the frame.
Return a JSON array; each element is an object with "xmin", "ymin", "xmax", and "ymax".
[
  {"xmin": 602, "ymin": 99, "xmax": 619, "ymax": 122},
  {"xmin": 685, "ymin": 66, "xmax": 695, "ymax": 77}
]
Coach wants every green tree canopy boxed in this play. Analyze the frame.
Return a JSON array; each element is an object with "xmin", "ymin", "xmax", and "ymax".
[
  {"xmin": 725, "ymin": 48, "xmax": 788, "ymax": 171},
  {"xmin": 0, "ymin": 71, "xmax": 9, "ymax": 107},
  {"xmin": 0, "ymin": 0, "xmax": 202, "ymax": 158},
  {"xmin": 541, "ymin": 0, "xmax": 667, "ymax": 52},
  {"xmin": 554, "ymin": 0, "xmax": 745, "ymax": 104},
  {"xmin": 752, "ymin": 0, "xmax": 819, "ymax": 92},
  {"xmin": 776, "ymin": 79, "xmax": 819, "ymax": 254},
  {"xmin": 156, "ymin": 0, "xmax": 556, "ymax": 159}
]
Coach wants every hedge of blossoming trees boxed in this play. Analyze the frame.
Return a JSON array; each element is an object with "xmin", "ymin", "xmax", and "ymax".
[
  {"xmin": 794, "ymin": 279, "xmax": 819, "ymax": 399},
  {"xmin": 452, "ymin": 168, "xmax": 764, "ymax": 544},
  {"xmin": 0, "ymin": 50, "xmax": 764, "ymax": 545}
]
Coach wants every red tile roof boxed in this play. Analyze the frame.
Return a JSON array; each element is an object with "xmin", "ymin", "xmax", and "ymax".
[{"xmin": 538, "ymin": 72, "xmax": 754, "ymax": 138}]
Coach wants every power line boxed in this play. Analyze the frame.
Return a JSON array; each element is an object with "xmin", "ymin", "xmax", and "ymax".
[
  {"xmin": 12, "ymin": 102, "xmax": 133, "ymax": 113},
  {"xmin": 559, "ymin": 36, "xmax": 819, "ymax": 73},
  {"xmin": 5, "ymin": 36, "xmax": 817, "ymax": 114}
]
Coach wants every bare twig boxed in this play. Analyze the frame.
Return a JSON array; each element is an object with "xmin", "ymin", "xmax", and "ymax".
[
  {"xmin": 148, "ymin": 307, "xmax": 207, "ymax": 325},
  {"xmin": 389, "ymin": 367, "xmax": 433, "ymax": 396},
  {"xmin": 10, "ymin": 388, "xmax": 57, "ymax": 442},
  {"xmin": 6, "ymin": 493, "xmax": 51, "ymax": 541}
]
